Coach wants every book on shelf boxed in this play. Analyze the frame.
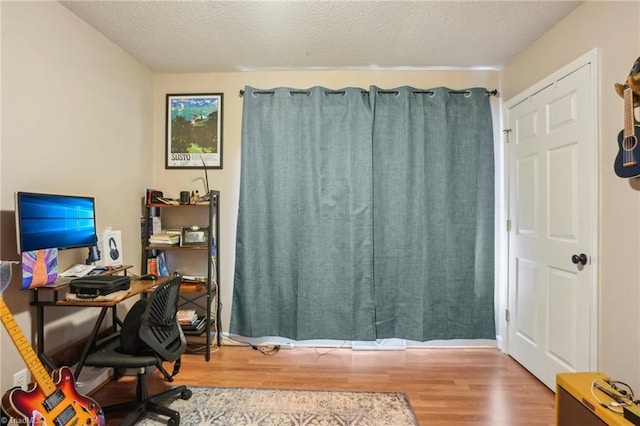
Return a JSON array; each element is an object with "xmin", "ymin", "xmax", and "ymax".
[
  {"xmin": 181, "ymin": 316, "xmax": 206, "ymax": 332},
  {"xmin": 143, "ymin": 215, "xmax": 161, "ymax": 240},
  {"xmin": 145, "ymin": 216, "xmax": 162, "ymax": 237},
  {"xmin": 147, "ymin": 257, "xmax": 158, "ymax": 276},
  {"xmin": 149, "ymin": 232, "xmax": 180, "ymax": 245},
  {"xmin": 181, "ymin": 274, "xmax": 206, "ymax": 282},
  {"xmin": 177, "ymin": 309, "xmax": 198, "ymax": 325},
  {"xmin": 156, "ymin": 197, "xmax": 179, "ymax": 205},
  {"xmin": 157, "ymin": 252, "xmax": 169, "ymax": 276}
]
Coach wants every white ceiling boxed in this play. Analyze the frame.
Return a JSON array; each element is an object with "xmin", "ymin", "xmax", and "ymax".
[{"xmin": 60, "ymin": 0, "xmax": 582, "ymax": 73}]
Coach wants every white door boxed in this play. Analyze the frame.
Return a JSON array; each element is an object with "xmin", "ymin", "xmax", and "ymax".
[{"xmin": 506, "ymin": 52, "xmax": 597, "ymax": 390}]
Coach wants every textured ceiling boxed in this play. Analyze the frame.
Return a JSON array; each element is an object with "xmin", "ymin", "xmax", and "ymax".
[{"xmin": 60, "ymin": 0, "xmax": 582, "ymax": 73}]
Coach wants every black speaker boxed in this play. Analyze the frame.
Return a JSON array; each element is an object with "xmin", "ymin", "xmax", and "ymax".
[{"xmin": 108, "ymin": 237, "xmax": 119, "ymax": 260}]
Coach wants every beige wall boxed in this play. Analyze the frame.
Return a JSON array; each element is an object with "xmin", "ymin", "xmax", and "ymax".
[
  {"xmin": 0, "ymin": 2, "xmax": 154, "ymax": 392},
  {"xmin": 502, "ymin": 1, "xmax": 640, "ymax": 390},
  {"xmin": 153, "ymin": 70, "xmax": 500, "ymax": 334}
]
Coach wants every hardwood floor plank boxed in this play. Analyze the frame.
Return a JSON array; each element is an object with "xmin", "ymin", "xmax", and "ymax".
[{"xmin": 90, "ymin": 346, "xmax": 555, "ymax": 425}]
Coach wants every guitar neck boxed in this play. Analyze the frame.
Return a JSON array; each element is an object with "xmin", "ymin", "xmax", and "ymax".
[
  {"xmin": 0, "ymin": 298, "xmax": 56, "ymax": 396},
  {"xmin": 624, "ymin": 87, "xmax": 637, "ymax": 137}
]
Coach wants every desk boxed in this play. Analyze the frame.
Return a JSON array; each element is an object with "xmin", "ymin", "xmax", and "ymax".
[
  {"xmin": 31, "ymin": 267, "xmax": 165, "ymax": 378},
  {"xmin": 557, "ymin": 372, "xmax": 633, "ymax": 425}
]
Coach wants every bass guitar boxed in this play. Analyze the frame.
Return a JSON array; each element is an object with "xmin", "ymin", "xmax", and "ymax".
[
  {"xmin": 0, "ymin": 261, "xmax": 105, "ymax": 425},
  {"xmin": 614, "ymin": 57, "xmax": 640, "ymax": 178}
]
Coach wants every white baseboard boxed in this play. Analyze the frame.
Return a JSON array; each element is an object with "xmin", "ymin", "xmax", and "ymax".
[
  {"xmin": 224, "ymin": 333, "xmax": 496, "ymax": 350},
  {"xmin": 352, "ymin": 339, "xmax": 406, "ymax": 351}
]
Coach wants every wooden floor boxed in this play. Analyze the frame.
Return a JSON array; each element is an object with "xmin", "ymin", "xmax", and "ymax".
[{"xmin": 91, "ymin": 346, "xmax": 555, "ymax": 425}]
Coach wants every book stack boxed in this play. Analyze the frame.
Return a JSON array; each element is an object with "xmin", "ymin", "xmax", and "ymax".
[
  {"xmin": 177, "ymin": 310, "xmax": 207, "ymax": 334},
  {"xmin": 181, "ymin": 316, "xmax": 207, "ymax": 334},
  {"xmin": 149, "ymin": 232, "xmax": 180, "ymax": 245},
  {"xmin": 177, "ymin": 309, "xmax": 198, "ymax": 325},
  {"xmin": 147, "ymin": 253, "xmax": 169, "ymax": 277}
]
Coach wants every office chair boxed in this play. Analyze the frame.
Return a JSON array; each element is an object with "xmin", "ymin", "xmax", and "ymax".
[{"xmin": 84, "ymin": 275, "xmax": 192, "ymax": 426}]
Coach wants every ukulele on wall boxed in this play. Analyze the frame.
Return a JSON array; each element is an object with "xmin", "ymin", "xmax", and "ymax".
[
  {"xmin": 614, "ymin": 57, "xmax": 640, "ymax": 178},
  {"xmin": 0, "ymin": 261, "xmax": 105, "ymax": 425}
]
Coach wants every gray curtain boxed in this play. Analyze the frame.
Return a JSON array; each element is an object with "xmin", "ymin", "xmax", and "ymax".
[
  {"xmin": 371, "ymin": 87, "xmax": 495, "ymax": 341},
  {"xmin": 232, "ymin": 85, "xmax": 495, "ymax": 341},
  {"xmin": 231, "ymin": 87, "xmax": 376, "ymax": 340}
]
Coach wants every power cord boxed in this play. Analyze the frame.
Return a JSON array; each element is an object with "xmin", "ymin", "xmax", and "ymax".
[
  {"xmin": 186, "ymin": 341, "xmax": 220, "ymax": 356},
  {"xmin": 606, "ymin": 379, "xmax": 639, "ymax": 404},
  {"xmin": 313, "ymin": 341, "xmax": 349, "ymax": 356},
  {"xmin": 252, "ymin": 344, "xmax": 280, "ymax": 355},
  {"xmin": 225, "ymin": 335, "xmax": 281, "ymax": 355}
]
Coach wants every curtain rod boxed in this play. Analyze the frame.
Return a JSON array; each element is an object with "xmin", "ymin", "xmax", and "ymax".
[{"xmin": 239, "ymin": 89, "xmax": 498, "ymax": 97}]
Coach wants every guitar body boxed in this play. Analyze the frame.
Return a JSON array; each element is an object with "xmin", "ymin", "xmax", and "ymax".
[
  {"xmin": 1, "ymin": 366, "xmax": 105, "ymax": 426},
  {"xmin": 0, "ymin": 268, "xmax": 102, "ymax": 425},
  {"xmin": 614, "ymin": 124, "xmax": 640, "ymax": 178}
]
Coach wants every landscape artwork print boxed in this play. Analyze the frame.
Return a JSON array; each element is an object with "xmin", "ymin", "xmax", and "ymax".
[{"xmin": 166, "ymin": 93, "xmax": 223, "ymax": 169}]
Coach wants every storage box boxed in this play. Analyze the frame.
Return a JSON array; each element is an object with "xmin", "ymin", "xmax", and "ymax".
[
  {"xmin": 151, "ymin": 217, "xmax": 162, "ymax": 235},
  {"xmin": 95, "ymin": 229, "xmax": 123, "ymax": 267}
]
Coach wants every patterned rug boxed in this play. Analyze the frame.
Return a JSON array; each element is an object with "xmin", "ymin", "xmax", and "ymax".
[{"xmin": 136, "ymin": 386, "xmax": 418, "ymax": 425}]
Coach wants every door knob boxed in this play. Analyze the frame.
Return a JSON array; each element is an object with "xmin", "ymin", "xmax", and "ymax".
[{"xmin": 571, "ymin": 253, "xmax": 588, "ymax": 266}]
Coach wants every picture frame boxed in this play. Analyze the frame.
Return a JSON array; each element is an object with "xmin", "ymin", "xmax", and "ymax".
[
  {"xmin": 180, "ymin": 226, "xmax": 209, "ymax": 247},
  {"xmin": 166, "ymin": 93, "xmax": 223, "ymax": 169}
]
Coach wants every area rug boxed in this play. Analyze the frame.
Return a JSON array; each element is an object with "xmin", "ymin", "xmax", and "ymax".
[{"xmin": 136, "ymin": 386, "xmax": 418, "ymax": 425}]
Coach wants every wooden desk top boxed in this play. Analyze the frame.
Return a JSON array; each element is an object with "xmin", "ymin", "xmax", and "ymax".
[
  {"xmin": 31, "ymin": 266, "xmax": 171, "ymax": 307},
  {"xmin": 557, "ymin": 372, "xmax": 634, "ymax": 425},
  {"xmin": 32, "ymin": 265, "xmax": 134, "ymax": 291}
]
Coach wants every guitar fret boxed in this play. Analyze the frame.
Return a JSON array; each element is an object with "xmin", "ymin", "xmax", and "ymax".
[
  {"xmin": 1, "ymin": 299, "xmax": 57, "ymax": 394},
  {"xmin": 624, "ymin": 88, "xmax": 633, "ymax": 137}
]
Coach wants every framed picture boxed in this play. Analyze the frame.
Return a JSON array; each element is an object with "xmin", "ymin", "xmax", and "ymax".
[
  {"xmin": 180, "ymin": 226, "xmax": 209, "ymax": 247},
  {"xmin": 166, "ymin": 93, "xmax": 223, "ymax": 169}
]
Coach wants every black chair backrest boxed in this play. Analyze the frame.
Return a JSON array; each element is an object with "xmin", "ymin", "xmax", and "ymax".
[{"xmin": 138, "ymin": 275, "xmax": 186, "ymax": 362}]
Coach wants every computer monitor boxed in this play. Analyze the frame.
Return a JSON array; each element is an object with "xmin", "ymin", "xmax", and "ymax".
[{"xmin": 15, "ymin": 192, "xmax": 98, "ymax": 253}]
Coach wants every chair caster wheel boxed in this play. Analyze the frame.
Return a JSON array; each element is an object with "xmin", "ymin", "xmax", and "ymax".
[
  {"xmin": 181, "ymin": 389, "xmax": 192, "ymax": 400},
  {"xmin": 167, "ymin": 418, "xmax": 178, "ymax": 426}
]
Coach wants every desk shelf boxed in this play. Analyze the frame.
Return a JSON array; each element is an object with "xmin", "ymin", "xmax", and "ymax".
[{"xmin": 142, "ymin": 190, "xmax": 220, "ymax": 361}]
